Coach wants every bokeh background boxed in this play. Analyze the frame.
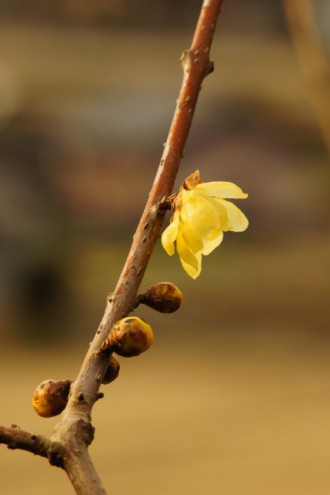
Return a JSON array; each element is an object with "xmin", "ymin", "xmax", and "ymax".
[{"xmin": 1, "ymin": 1, "xmax": 330, "ymax": 494}]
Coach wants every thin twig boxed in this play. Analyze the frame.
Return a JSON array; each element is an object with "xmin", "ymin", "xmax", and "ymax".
[
  {"xmin": 0, "ymin": 1, "xmax": 225, "ymax": 493},
  {"xmin": 282, "ymin": 0, "xmax": 330, "ymax": 155},
  {"xmin": 0, "ymin": 425, "xmax": 51, "ymax": 459}
]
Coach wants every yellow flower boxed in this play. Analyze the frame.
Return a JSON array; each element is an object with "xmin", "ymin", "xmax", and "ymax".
[{"xmin": 161, "ymin": 170, "xmax": 248, "ymax": 279}]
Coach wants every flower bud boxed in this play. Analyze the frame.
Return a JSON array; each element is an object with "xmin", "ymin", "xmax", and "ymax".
[
  {"xmin": 101, "ymin": 316, "xmax": 154, "ymax": 357},
  {"xmin": 102, "ymin": 354, "xmax": 120, "ymax": 384},
  {"xmin": 32, "ymin": 379, "xmax": 71, "ymax": 418},
  {"xmin": 138, "ymin": 282, "xmax": 183, "ymax": 313}
]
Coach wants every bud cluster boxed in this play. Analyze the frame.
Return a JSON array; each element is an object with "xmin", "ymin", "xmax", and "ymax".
[{"xmin": 32, "ymin": 280, "xmax": 183, "ymax": 417}]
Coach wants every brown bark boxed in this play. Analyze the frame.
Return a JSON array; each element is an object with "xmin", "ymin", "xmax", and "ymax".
[{"xmin": 0, "ymin": 1, "xmax": 225, "ymax": 493}]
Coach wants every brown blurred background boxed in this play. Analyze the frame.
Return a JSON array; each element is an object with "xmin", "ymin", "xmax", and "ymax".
[{"xmin": 1, "ymin": 1, "xmax": 330, "ymax": 494}]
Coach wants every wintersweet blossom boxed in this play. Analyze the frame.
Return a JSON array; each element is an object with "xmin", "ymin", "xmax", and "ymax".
[{"xmin": 161, "ymin": 170, "xmax": 248, "ymax": 279}]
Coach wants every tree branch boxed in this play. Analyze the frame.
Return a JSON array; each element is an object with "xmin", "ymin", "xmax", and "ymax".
[
  {"xmin": 0, "ymin": 425, "xmax": 51, "ymax": 460},
  {"xmin": 1, "ymin": 1, "xmax": 225, "ymax": 493}
]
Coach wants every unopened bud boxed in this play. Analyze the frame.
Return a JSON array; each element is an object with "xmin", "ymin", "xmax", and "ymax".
[
  {"xmin": 138, "ymin": 282, "xmax": 183, "ymax": 313},
  {"xmin": 32, "ymin": 379, "xmax": 71, "ymax": 418},
  {"xmin": 102, "ymin": 354, "xmax": 120, "ymax": 384},
  {"xmin": 101, "ymin": 316, "xmax": 154, "ymax": 357}
]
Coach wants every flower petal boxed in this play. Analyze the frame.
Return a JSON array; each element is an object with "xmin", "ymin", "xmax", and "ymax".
[
  {"xmin": 161, "ymin": 212, "xmax": 179, "ymax": 256},
  {"xmin": 180, "ymin": 254, "xmax": 202, "ymax": 279},
  {"xmin": 196, "ymin": 181, "xmax": 248, "ymax": 199},
  {"xmin": 204, "ymin": 195, "xmax": 229, "ymax": 228},
  {"xmin": 217, "ymin": 198, "xmax": 249, "ymax": 232},
  {"xmin": 182, "ymin": 224, "xmax": 203, "ymax": 253},
  {"xmin": 176, "ymin": 231, "xmax": 200, "ymax": 271},
  {"xmin": 201, "ymin": 229, "xmax": 224, "ymax": 255},
  {"xmin": 180, "ymin": 191, "xmax": 220, "ymax": 240},
  {"xmin": 176, "ymin": 231, "xmax": 202, "ymax": 279}
]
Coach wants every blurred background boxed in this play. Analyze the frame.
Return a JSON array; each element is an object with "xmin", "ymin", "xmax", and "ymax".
[{"xmin": 0, "ymin": 1, "xmax": 330, "ymax": 494}]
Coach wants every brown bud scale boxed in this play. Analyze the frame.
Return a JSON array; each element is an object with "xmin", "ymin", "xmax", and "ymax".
[
  {"xmin": 138, "ymin": 282, "xmax": 183, "ymax": 313},
  {"xmin": 102, "ymin": 354, "xmax": 120, "ymax": 384},
  {"xmin": 32, "ymin": 379, "xmax": 71, "ymax": 418}
]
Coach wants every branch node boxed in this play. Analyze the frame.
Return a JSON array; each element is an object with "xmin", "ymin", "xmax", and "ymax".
[
  {"xmin": 107, "ymin": 292, "xmax": 114, "ymax": 303},
  {"xmin": 99, "ymin": 337, "xmax": 114, "ymax": 355},
  {"xmin": 159, "ymin": 195, "xmax": 175, "ymax": 211},
  {"xmin": 206, "ymin": 60, "xmax": 214, "ymax": 75},
  {"xmin": 48, "ymin": 442, "xmax": 65, "ymax": 468},
  {"xmin": 78, "ymin": 420, "xmax": 95, "ymax": 447},
  {"xmin": 180, "ymin": 49, "xmax": 190, "ymax": 71}
]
